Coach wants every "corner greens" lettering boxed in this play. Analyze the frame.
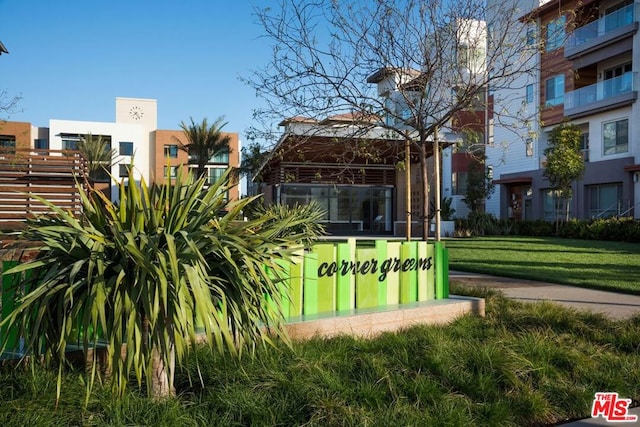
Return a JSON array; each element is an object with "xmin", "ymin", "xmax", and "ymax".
[{"xmin": 318, "ymin": 256, "xmax": 432, "ymax": 282}]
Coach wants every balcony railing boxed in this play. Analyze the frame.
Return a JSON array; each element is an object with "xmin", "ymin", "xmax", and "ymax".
[
  {"xmin": 564, "ymin": 72, "xmax": 637, "ymax": 117},
  {"xmin": 566, "ymin": 3, "xmax": 637, "ymax": 50}
]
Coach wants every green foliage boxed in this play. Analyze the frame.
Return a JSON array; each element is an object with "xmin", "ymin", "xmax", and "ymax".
[
  {"xmin": 239, "ymin": 141, "xmax": 269, "ymax": 181},
  {"xmin": 178, "ymin": 116, "xmax": 231, "ymax": 179},
  {"xmin": 430, "ymin": 197, "xmax": 456, "ymax": 220},
  {"xmin": 567, "ymin": 217, "xmax": 640, "ymax": 242},
  {"xmin": 516, "ymin": 217, "xmax": 640, "ymax": 242},
  {"xmin": 456, "ymin": 213, "xmax": 640, "ymax": 243},
  {"xmin": 517, "ymin": 219, "xmax": 555, "ymax": 237},
  {"xmin": 543, "ymin": 123, "xmax": 585, "ymax": 221},
  {"xmin": 257, "ymin": 201, "xmax": 326, "ymax": 247},
  {"xmin": 2, "ymin": 291, "xmax": 640, "ymax": 426},
  {"xmin": 76, "ymin": 133, "xmax": 117, "ymax": 181},
  {"xmin": 0, "ymin": 167, "xmax": 322, "ymax": 401},
  {"xmin": 456, "ymin": 211, "xmax": 499, "ymax": 236},
  {"xmin": 463, "ymin": 153, "xmax": 495, "ymax": 213}
]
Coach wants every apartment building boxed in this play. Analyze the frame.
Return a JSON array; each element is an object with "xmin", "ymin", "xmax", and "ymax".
[
  {"xmin": 0, "ymin": 97, "xmax": 240, "ymax": 209},
  {"xmin": 487, "ymin": 0, "xmax": 640, "ymax": 220}
]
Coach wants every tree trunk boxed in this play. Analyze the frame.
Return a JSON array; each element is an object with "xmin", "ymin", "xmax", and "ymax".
[
  {"xmin": 197, "ymin": 165, "xmax": 207, "ymax": 181},
  {"xmin": 144, "ymin": 315, "xmax": 176, "ymax": 399},
  {"xmin": 420, "ymin": 143, "xmax": 429, "ymax": 242},
  {"xmin": 433, "ymin": 130, "xmax": 441, "ymax": 242},
  {"xmin": 406, "ymin": 138, "xmax": 412, "ymax": 241},
  {"xmin": 151, "ymin": 342, "xmax": 176, "ymax": 398}
]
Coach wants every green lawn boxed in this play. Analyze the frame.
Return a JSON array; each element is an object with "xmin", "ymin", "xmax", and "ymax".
[
  {"xmin": 445, "ymin": 236, "xmax": 640, "ymax": 294},
  {"xmin": 1, "ymin": 289, "xmax": 639, "ymax": 426}
]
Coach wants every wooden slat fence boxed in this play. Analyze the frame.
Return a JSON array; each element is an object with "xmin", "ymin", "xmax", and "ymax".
[{"xmin": 0, "ymin": 148, "xmax": 88, "ymax": 226}]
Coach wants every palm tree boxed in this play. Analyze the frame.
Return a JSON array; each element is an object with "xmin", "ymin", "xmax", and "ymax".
[
  {"xmin": 0, "ymin": 167, "xmax": 325, "ymax": 401},
  {"xmin": 178, "ymin": 116, "xmax": 231, "ymax": 180},
  {"xmin": 76, "ymin": 133, "xmax": 117, "ymax": 182}
]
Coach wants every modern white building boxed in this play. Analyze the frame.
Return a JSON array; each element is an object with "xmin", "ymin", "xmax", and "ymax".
[
  {"xmin": 0, "ymin": 97, "xmax": 241, "ymax": 206},
  {"xmin": 44, "ymin": 98, "xmax": 154, "ymax": 203}
]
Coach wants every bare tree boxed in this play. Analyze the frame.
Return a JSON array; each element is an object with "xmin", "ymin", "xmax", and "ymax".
[
  {"xmin": 0, "ymin": 89, "xmax": 21, "ymax": 121},
  {"xmin": 246, "ymin": 0, "xmax": 540, "ymax": 240}
]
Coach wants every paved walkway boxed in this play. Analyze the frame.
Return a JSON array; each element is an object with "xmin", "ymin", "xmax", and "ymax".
[{"xmin": 449, "ymin": 271, "xmax": 640, "ymax": 320}]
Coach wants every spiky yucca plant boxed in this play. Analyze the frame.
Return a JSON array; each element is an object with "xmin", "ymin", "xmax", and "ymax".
[
  {"xmin": 0, "ymin": 167, "xmax": 324, "ymax": 402},
  {"xmin": 258, "ymin": 201, "xmax": 326, "ymax": 247}
]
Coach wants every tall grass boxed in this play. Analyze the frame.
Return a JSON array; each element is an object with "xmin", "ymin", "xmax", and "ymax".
[{"xmin": 1, "ymin": 286, "xmax": 638, "ymax": 426}]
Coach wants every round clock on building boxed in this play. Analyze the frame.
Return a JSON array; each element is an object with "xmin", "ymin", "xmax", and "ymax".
[{"xmin": 129, "ymin": 106, "xmax": 144, "ymax": 120}]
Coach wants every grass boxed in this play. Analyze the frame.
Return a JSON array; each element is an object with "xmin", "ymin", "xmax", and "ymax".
[
  {"xmin": 1, "ymin": 287, "xmax": 639, "ymax": 426},
  {"xmin": 445, "ymin": 236, "xmax": 640, "ymax": 294}
]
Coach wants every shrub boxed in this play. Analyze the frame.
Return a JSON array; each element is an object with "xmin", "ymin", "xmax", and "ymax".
[
  {"xmin": 467, "ymin": 212, "xmax": 499, "ymax": 236},
  {"xmin": 514, "ymin": 217, "xmax": 640, "ymax": 242},
  {"xmin": 256, "ymin": 201, "xmax": 326, "ymax": 247},
  {"xmin": 518, "ymin": 220, "xmax": 554, "ymax": 237},
  {"xmin": 0, "ymin": 168, "xmax": 325, "ymax": 402},
  {"xmin": 557, "ymin": 219, "xmax": 586, "ymax": 239}
]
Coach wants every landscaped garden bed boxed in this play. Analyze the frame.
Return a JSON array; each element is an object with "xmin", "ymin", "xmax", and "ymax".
[{"xmin": 0, "ymin": 287, "xmax": 638, "ymax": 426}]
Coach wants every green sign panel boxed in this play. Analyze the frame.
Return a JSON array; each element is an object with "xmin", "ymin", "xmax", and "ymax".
[{"xmin": 283, "ymin": 239, "xmax": 449, "ymax": 318}]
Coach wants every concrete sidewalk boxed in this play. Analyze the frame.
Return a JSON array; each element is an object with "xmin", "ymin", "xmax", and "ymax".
[{"xmin": 449, "ymin": 271, "xmax": 640, "ymax": 320}]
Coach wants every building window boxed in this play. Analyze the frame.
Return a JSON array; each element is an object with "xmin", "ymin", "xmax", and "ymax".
[
  {"xmin": 164, "ymin": 166, "xmax": 178, "ymax": 178},
  {"xmin": 280, "ymin": 184, "xmax": 393, "ymax": 234},
  {"xmin": 605, "ymin": 0, "xmax": 634, "ymax": 31},
  {"xmin": 208, "ymin": 167, "xmax": 226, "ymax": 184},
  {"xmin": 526, "ymin": 84, "xmax": 534, "ymax": 104},
  {"xmin": 487, "ymin": 118, "xmax": 494, "ymax": 145},
  {"xmin": 546, "ymin": 15, "xmax": 566, "ymax": 51},
  {"xmin": 545, "ymin": 75, "xmax": 564, "ymax": 107},
  {"xmin": 119, "ymin": 141, "xmax": 134, "ymax": 156},
  {"xmin": 589, "ymin": 183, "xmax": 623, "ymax": 218},
  {"xmin": 457, "ymin": 43, "xmax": 484, "ymax": 72},
  {"xmin": 34, "ymin": 138, "xmax": 49, "ymax": 150},
  {"xmin": 119, "ymin": 164, "xmax": 132, "ymax": 178},
  {"xmin": 581, "ymin": 133, "xmax": 590, "ymax": 162},
  {"xmin": 62, "ymin": 135, "xmax": 81, "ymax": 151},
  {"xmin": 543, "ymin": 189, "xmax": 571, "ymax": 220},
  {"xmin": 210, "ymin": 148, "xmax": 229, "ymax": 164},
  {"xmin": 526, "ymin": 25, "xmax": 536, "ymax": 46},
  {"xmin": 452, "ymin": 171, "xmax": 468, "ymax": 196},
  {"xmin": 603, "ymin": 119, "xmax": 628, "ymax": 155},
  {"xmin": 526, "ymin": 138, "xmax": 533, "ymax": 157},
  {"xmin": 164, "ymin": 144, "xmax": 178, "ymax": 158},
  {"xmin": 0, "ymin": 135, "xmax": 16, "ymax": 154},
  {"xmin": 603, "ymin": 63, "xmax": 633, "ymax": 98},
  {"xmin": 457, "ymin": 44, "xmax": 470, "ymax": 69}
]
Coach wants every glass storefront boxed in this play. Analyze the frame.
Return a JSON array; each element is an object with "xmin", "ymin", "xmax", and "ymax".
[{"xmin": 278, "ymin": 184, "xmax": 393, "ymax": 234}]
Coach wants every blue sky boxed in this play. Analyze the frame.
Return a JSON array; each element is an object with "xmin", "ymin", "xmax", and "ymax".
[{"xmin": 1, "ymin": 0, "xmax": 272, "ymax": 144}]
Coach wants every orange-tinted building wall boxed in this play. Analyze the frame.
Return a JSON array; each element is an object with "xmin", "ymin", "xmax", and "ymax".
[
  {"xmin": 0, "ymin": 121, "xmax": 32, "ymax": 149},
  {"xmin": 225, "ymin": 132, "xmax": 240, "ymax": 203},
  {"xmin": 151, "ymin": 130, "xmax": 240, "ymax": 202},
  {"xmin": 151, "ymin": 129, "xmax": 189, "ymax": 183},
  {"xmin": 538, "ymin": 2, "xmax": 577, "ymax": 127}
]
